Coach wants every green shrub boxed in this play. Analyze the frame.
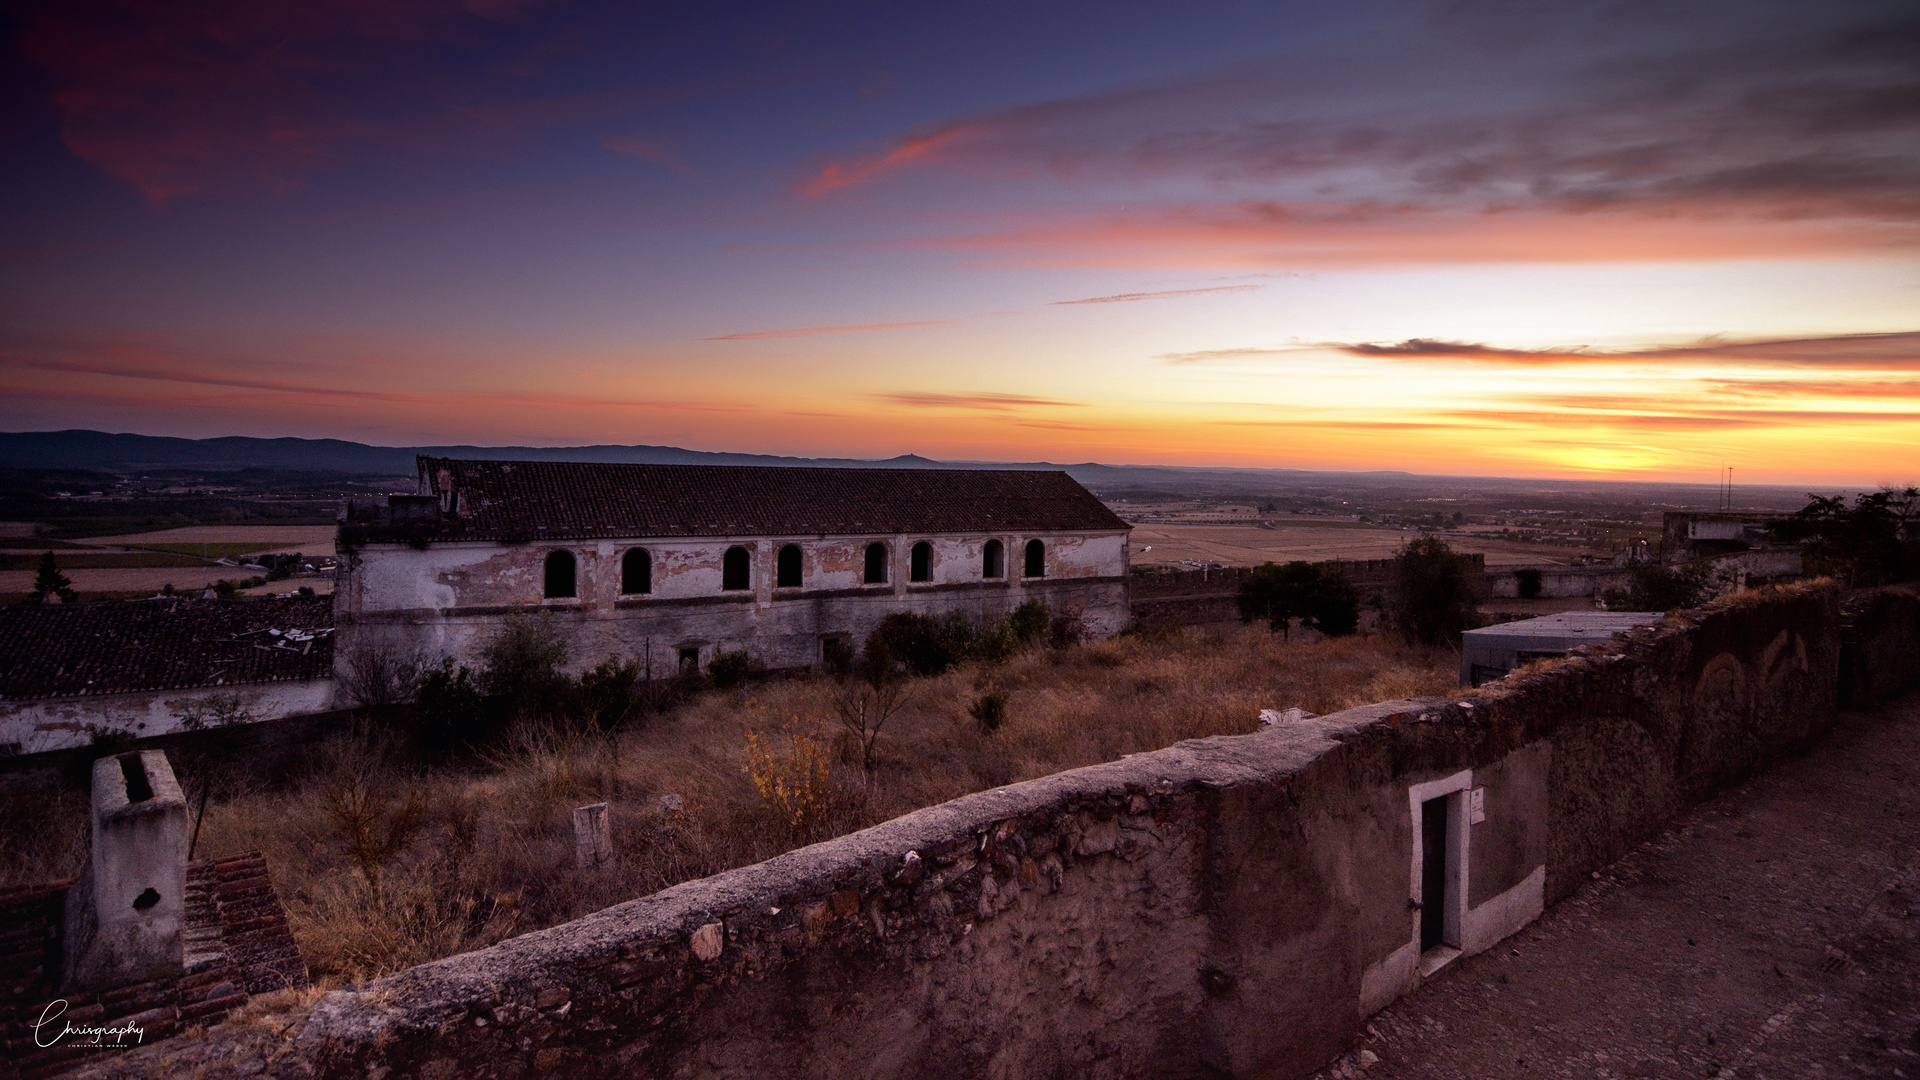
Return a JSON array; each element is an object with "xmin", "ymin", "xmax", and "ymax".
[
  {"xmin": 969, "ymin": 690, "xmax": 1008, "ymax": 732},
  {"xmin": 707, "ymin": 650, "xmax": 758, "ymax": 689},
  {"xmin": 1514, "ymin": 568, "xmax": 1543, "ymax": 599},
  {"xmin": 1007, "ymin": 600, "xmax": 1050, "ymax": 644}
]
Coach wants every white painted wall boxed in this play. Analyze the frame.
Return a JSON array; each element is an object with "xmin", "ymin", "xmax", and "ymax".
[{"xmin": 0, "ymin": 678, "xmax": 338, "ymax": 757}]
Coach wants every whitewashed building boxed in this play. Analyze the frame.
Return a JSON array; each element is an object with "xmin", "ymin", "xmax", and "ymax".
[{"xmin": 335, "ymin": 457, "xmax": 1132, "ymax": 674}]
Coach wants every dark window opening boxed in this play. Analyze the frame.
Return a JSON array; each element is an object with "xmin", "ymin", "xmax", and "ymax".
[
  {"xmin": 864, "ymin": 542, "xmax": 888, "ymax": 584},
  {"xmin": 910, "ymin": 541, "xmax": 933, "ymax": 582},
  {"xmin": 1420, "ymin": 796, "xmax": 1448, "ymax": 951},
  {"xmin": 983, "ymin": 539, "xmax": 1004, "ymax": 579},
  {"xmin": 778, "ymin": 544, "xmax": 803, "ymax": 588},
  {"xmin": 1024, "ymin": 539, "xmax": 1046, "ymax": 578},
  {"xmin": 544, "ymin": 550, "xmax": 577, "ymax": 598},
  {"xmin": 133, "ymin": 888, "xmax": 160, "ymax": 911},
  {"xmin": 622, "ymin": 548, "xmax": 652, "ymax": 595},
  {"xmin": 722, "ymin": 546, "xmax": 751, "ymax": 591},
  {"xmin": 678, "ymin": 647, "xmax": 700, "ymax": 674}
]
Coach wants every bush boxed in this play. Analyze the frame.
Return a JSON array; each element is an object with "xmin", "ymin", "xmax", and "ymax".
[
  {"xmin": 1007, "ymin": 600, "xmax": 1050, "ymax": 644},
  {"xmin": 1389, "ymin": 535, "xmax": 1480, "ymax": 647},
  {"xmin": 707, "ymin": 650, "xmax": 758, "ymax": 689},
  {"xmin": 743, "ymin": 718, "xmax": 838, "ymax": 840},
  {"xmin": 968, "ymin": 690, "xmax": 1008, "ymax": 732},
  {"xmin": 1237, "ymin": 561, "xmax": 1361, "ymax": 638},
  {"xmin": 413, "ymin": 660, "xmax": 484, "ymax": 759},
  {"xmin": 579, "ymin": 655, "xmax": 644, "ymax": 729},
  {"xmin": 867, "ymin": 612, "xmax": 958, "ymax": 676},
  {"xmin": 480, "ymin": 614, "xmax": 572, "ymax": 720},
  {"xmin": 1514, "ymin": 568, "xmax": 1543, "ymax": 599}
]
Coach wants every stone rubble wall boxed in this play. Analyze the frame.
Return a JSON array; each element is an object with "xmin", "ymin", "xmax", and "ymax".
[{"xmin": 75, "ymin": 580, "xmax": 1920, "ymax": 1080}]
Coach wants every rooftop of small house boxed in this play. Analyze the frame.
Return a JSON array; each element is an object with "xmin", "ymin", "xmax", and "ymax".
[{"xmin": 0, "ymin": 595, "xmax": 334, "ymax": 701}]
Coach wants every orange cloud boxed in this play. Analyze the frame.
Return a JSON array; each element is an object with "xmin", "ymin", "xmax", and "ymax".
[
  {"xmin": 702, "ymin": 320, "xmax": 951, "ymax": 341},
  {"xmin": 797, "ymin": 124, "xmax": 980, "ymax": 198}
]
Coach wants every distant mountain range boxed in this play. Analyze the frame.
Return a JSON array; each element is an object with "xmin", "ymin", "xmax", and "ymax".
[{"xmin": 0, "ymin": 429, "xmax": 1825, "ymax": 507}]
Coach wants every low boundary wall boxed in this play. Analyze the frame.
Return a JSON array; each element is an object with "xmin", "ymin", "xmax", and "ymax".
[{"xmin": 80, "ymin": 581, "xmax": 1920, "ymax": 1080}]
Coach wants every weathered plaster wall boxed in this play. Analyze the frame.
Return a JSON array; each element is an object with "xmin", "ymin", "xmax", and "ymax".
[
  {"xmin": 338, "ymin": 531, "xmax": 1129, "ymax": 673},
  {"xmin": 0, "ymin": 678, "xmax": 338, "ymax": 757},
  {"xmin": 81, "ymin": 582, "xmax": 1884, "ymax": 1080}
]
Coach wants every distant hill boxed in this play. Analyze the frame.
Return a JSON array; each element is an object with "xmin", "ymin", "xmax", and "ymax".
[{"xmin": 0, "ymin": 429, "xmax": 1825, "ymax": 509}]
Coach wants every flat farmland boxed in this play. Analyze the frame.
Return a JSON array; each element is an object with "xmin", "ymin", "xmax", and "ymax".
[
  {"xmin": 71, "ymin": 524, "xmax": 337, "ymax": 558},
  {"xmin": 1125, "ymin": 523, "xmax": 1578, "ymax": 568}
]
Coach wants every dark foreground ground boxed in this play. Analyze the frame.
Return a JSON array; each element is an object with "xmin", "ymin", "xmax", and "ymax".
[{"xmin": 1316, "ymin": 693, "xmax": 1920, "ymax": 1080}]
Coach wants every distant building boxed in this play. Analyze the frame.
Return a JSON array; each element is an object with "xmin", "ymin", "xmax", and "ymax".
[
  {"xmin": 1659, "ymin": 511, "xmax": 1789, "ymax": 563},
  {"xmin": 335, "ymin": 457, "xmax": 1132, "ymax": 675},
  {"xmin": 1460, "ymin": 611, "xmax": 1665, "ymax": 687}
]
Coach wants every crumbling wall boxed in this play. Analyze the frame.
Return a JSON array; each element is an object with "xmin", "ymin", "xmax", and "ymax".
[
  {"xmin": 79, "ymin": 583, "xmax": 1869, "ymax": 1080},
  {"xmin": 1839, "ymin": 583, "xmax": 1920, "ymax": 706},
  {"xmin": 0, "ymin": 678, "xmax": 338, "ymax": 758}
]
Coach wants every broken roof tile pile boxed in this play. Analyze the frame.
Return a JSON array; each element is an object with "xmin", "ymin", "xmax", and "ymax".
[
  {"xmin": 0, "ymin": 853, "xmax": 307, "ymax": 1079},
  {"xmin": 0, "ymin": 597, "xmax": 333, "ymax": 701},
  {"xmin": 340, "ymin": 456, "xmax": 1130, "ymax": 545}
]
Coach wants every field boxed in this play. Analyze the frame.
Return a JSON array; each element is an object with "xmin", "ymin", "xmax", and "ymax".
[
  {"xmin": 1126, "ymin": 522, "xmax": 1578, "ymax": 568},
  {"xmin": 71, "ymin": 524, "xmax": 337, "ymax": 558},
  {"xmin": 1, "ymin": 626, "xmax": 1454, "ymax": 987}
]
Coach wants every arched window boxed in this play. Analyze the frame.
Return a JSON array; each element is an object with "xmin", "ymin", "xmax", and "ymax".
[
  {"xmin": 910, "ymin": 541, "xmax": 933, "ymax": 582},
  {"xmin": 864, "ymin": 542, "xmax": 888, "ymax": 585},
  {"xmin": 544, "ymin": 550, "xmax": 576, "ymax": 598},
  {"xmin": 777, "ymin": 544, "xmax": 803, "ymax": 588},
  {"xmin": 621, "ymin": 548, "xmax": 651, "ymax": 595},
  {"xmin": 722, "ymin": 546, "xmax": 751, "ymax": 591},
  {"xmin": 983, "ymin": 539, "xmax": 1004, "ymax": 579},
  {"xmin": 1024, "ymin": 539, "xmax": 1045, "ymax": 578}
]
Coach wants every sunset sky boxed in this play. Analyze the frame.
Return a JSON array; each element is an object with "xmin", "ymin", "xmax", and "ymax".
[{"xmin": 1, "ymin": 0, "xmax": 1916, "ymax": 483}]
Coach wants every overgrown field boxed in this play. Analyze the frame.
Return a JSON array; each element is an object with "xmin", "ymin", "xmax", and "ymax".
[{"xmin": 2, "ymin": 627, "xmax": 1452, "ymax": 988}]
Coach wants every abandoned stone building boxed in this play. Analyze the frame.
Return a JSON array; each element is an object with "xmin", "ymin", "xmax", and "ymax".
[{"xmin": 336, "ymin": 457, "xmax": 1132, "ymax": 674}]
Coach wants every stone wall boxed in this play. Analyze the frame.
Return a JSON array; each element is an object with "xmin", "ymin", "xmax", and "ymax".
[
  {"xmin": 1129, "ymin": 554, "xmax": 1485, "ymax": 630},
  {"xmin": 1840, "ymin": 584, "xmax": 1920, "ymax": 706},
  {"xmin": 77, "ymin": 581, "xmax": 1894, "ymax": 1080}
]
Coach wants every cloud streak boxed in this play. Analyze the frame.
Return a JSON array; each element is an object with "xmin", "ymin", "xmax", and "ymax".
[
  {"xmin": 1162, "ymin": 331, "xmax": 1920, "ymax": 369},
  {"xmin": 875, "ymin": 392, "xmax": 1084, "ymax": 412},
  {"xmin": 1050, "ymin": 285, "xmax": 1256, "ymax": 305}
]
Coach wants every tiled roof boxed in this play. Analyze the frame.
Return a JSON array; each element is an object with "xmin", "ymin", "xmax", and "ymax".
[
  {"xmin": 340, "ymin": 457, "xmax": 1130, "ymax": 544},
  {"xmin": 0, "ymin": 597, "xmax": 333, "ymax": 701}
]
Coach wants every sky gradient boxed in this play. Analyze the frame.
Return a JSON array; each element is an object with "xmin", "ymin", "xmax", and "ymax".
[{"xmin": 2, "ymin": 0, "xmax": 1916, "ymax": 483}]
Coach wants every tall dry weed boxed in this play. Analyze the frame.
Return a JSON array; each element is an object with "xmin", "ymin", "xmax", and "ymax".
[{"xmin": 177, "ymin": 626, "xmax": 1449, "ymax": 987}]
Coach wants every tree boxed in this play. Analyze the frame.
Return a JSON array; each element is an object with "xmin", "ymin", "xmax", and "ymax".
[
  {"xmin": 1389, "ymin": 535, "xmax": 1479, "ymax": 647},
  {"xmin": 1767, "ymin": 487, "xmax": 1919, "ymax": 587},
  {"xmin": 29, "ymin": 552, "xmax": 75, "ymax": 604},
  {"xmin": 1600, "ymin": 562, "xmax": 1719, "ymax": 612},
  {"xmin": 1237, "ymin": 561, "xmax": 1360, "ymax": 639},
  {"xmin": 830, "ymin": 631, "xmax": 911, "ymax": 787}
]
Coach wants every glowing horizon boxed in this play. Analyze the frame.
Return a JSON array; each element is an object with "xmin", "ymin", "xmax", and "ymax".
[{"xmin": 1, "ymin": 1, "xmax": 1915, "ymax": 487}]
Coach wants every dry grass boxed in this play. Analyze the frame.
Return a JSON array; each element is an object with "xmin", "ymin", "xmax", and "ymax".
[{"xmin": 43, "ymin": 627, "xmax": 1453, "ymax": 988}]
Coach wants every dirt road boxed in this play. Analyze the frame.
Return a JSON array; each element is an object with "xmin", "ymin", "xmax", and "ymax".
[{"xmin": 1317, "ymin": 694, "xmax": 1920, "ymax": 1080}]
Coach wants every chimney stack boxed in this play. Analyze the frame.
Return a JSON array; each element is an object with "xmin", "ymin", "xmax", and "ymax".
[{"xmin": 63, "ymin": 750, "xmax": 188, "ymax": 992}]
